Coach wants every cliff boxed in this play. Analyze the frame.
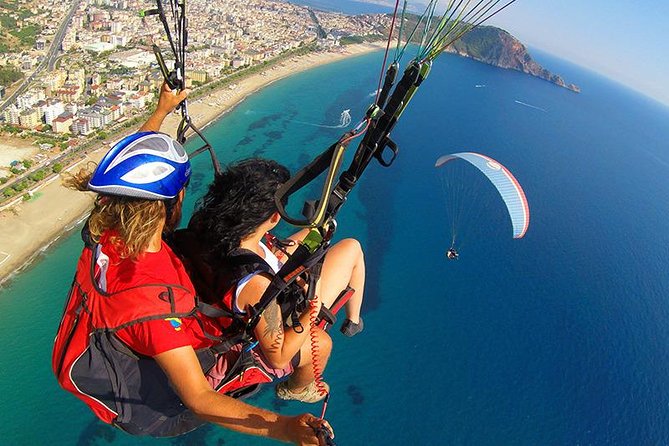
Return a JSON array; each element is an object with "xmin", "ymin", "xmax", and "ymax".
[{"xmin": 448, "ymin": 26, "xmax": 580, "ymax": 93}]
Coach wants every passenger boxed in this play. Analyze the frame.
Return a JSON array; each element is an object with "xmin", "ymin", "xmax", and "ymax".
[
  {"xmin": 179, "ymin": 158, "xmax": 366, "ymax": 404},
  {"xmin": 52, "ymin": 84, "xmax": 332, "ymax": 445}
]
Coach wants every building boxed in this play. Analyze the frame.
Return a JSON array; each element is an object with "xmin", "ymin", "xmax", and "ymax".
[
  {"xmin": 68, "ymin": 68, "xmax": 86, "ymax": 88},
  {"xmin": 16, "ymin": 90, "xmax": 46, "ymax": 109},
  {"xmin": 110, "ymin": 35, "xmax": 128, "ymax": 47},
  {"xmin": 83, "ymin": 42, "xmax": 115, "ymax": 53},
  {"xmin": 55, "ymin": 85, "xmax": 82, "ymax": 102},
  {"xmin": 190, "ymin": 70, "xmax": 208, "ymax": 84},
  {"xmin": 52, "ymin": 112, "xmax": 74, "ymax": 134},
  {"xmin": 78, "ymin": 108, "xmax": 103, "ymax": 129},
  {"xmin": 110, "ymin": 22, "xmax": 123, "ymax": 33},
  {"xmin": 44, "ymin": 71, "xmax": 68, "ymax": 91},
  {"xmin": 62, "ymin": 32, "xmax": 77, "ymax": 51},
  {"xmin": 3, "ymin": 106, "xmax": 21, "ymax": 126},
  {"xmin": 19, "ymin": 108, "xmax": 41, "ymax": 129},
  {"xmin": 65, "ymin": 103, "xmax": 78, "ymax": 115},
  {"xmin": 231, "ymin": 57, "xmax": 247, "ymax": 69},
  {"xmin": 128, "ymin": 90, "xmax": 152, "ymax": 110},
  {"xmin": 109, "ymin": 49, "xmax": 154, "ymax": 68},
  {"xmin": 43, "ymin": 100, "xmax": 66, "ymax": 126},
  {"xmin": 71, "ymin": 118, "xmax": 92, "ymax": 136}
]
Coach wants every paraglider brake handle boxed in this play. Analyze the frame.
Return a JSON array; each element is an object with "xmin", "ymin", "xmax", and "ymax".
[
  {"xmin": 152, "ymin": 44, "xmax": 181, "ymax": 91},
  {"xmin": 365, "ymin": 103, "xmax": 383, "ymax": 120},
  {"xmin": 315, "ymin": 425, "xmax": 336, "ymax": 446},
  {"xmin": 375, "ymin": 137, "xmax": 399, "ymax": 167},
  {"xmin": 140, "ymin": 8, "xmax": 159, "ymax": 17}
]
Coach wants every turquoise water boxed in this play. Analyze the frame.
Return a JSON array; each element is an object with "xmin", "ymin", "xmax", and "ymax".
[{"xmin": 2, "ymin": 48, "xmax": 669, "ymax": 445}]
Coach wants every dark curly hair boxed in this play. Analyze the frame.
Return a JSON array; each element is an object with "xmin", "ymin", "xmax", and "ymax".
[{"xmin": 190, "ymin": 158, "xmax": 290, "ymax": 257}]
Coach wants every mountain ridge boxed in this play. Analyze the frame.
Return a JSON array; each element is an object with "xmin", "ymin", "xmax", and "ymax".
[{"xmin": 448, "ymin": 26, "xmax": 580, "ymax": 92}]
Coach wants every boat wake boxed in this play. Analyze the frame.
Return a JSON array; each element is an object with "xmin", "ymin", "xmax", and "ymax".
[
  {"xmin": 293, "ymin": 109, "xmax": 352, "ymax": 129},
  {"xmin": 515, "ymin": 100, "xmax": 547, "ymax": 113}
]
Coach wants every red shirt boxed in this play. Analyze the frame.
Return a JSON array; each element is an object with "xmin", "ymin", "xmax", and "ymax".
[{"xmin": 97, "ymin": 232, "xmax": 214, "ymax": 357}]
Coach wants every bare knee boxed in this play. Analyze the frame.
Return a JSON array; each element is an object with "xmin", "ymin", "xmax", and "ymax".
[
  {"xmin": 298, "ymin": 327, "xmax": 332, "ymax": 366},
  {"xmin": 339, "ymin": 238, "xmax": 364, "ymax": 261},
  {"xmin": 314, "ymin": 328, "xmax": 332, "ymax": 359}
]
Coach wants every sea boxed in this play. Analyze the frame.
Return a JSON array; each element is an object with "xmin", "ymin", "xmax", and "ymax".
[{"xmin": 2, "ymin": 28, "xmax": 669, "ymax": 446}]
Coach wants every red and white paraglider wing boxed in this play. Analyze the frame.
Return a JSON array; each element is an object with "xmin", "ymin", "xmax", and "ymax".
[{"xmin": 435, "ymin": 152, "xmax": 529, "ymax": 238}]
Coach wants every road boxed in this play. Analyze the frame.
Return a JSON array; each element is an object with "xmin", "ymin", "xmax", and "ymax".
[
  {"xmin": 0, "ymin": 0, "xmax": 81, "ymax": 113},
  {"xmin": 47, "ymin": 0, "xmax": 81, "ymax": 71}
]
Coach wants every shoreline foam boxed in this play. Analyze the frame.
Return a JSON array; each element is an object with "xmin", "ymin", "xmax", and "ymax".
[{"xmin": 0, "ymin": 43, "xmax": 384, "ymax": 286}]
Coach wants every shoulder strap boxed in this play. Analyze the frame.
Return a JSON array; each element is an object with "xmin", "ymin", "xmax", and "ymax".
[
  {"xmin": 227, "ymin": 248, "xmax": 274, "ymax": 278},
  {"xmin": 245, "ymin": 242, "xmax": 329, "ymax": 333},
  {"xmin": 84, "ymin": 243, "xmax": 199, "ymax": 331}
]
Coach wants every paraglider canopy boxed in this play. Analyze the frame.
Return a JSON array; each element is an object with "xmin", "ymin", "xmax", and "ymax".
[{"xmin": 435, "ymin": 152, "xmax": 529, "ymax": 239}]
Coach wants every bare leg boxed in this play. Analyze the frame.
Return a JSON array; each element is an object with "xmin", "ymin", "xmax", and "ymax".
[
  {"xmin": 288, "ymin": 327, "xmax": 332, "ymax": 390},
  {"xmin": 317, "ymin": 238, "xmax": 365, "ymax": 324}
]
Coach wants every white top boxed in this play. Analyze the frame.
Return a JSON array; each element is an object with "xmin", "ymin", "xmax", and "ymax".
[{"xmin": 233, "ymin": 241, "xmax": 282, "ymax": 314}]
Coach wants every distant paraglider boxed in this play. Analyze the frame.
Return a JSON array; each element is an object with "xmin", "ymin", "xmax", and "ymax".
[
  {"xmin": 435, "ymin": 152, "xmax": 529, "ymax": 255},
  {"xmin": 446, "ymin": 247, "xmax": 459, "ymax": 260}
]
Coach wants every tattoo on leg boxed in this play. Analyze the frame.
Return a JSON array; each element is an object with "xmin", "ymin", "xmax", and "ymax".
[{"xmin": 263, "ymin": 303, "xmax": 283, "ymax": 353}]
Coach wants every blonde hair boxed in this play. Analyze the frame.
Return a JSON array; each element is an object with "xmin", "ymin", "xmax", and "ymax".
[{"xmin": 63, "ymin": 164, "xmax": 166, "ymax": 259}]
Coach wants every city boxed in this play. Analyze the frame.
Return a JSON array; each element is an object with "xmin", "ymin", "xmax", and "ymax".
[{"xmin": 0, "ymin": 0, "xmax": 388, "ymax": 203}]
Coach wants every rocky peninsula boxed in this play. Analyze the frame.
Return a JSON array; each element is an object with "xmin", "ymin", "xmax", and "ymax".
[{"xmin": 449, "ymin": 26, "xmax": 581, "ymax": 92}]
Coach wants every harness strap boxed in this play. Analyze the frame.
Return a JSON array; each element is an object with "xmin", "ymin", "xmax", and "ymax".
[
  {"xmin": 209, "ymin": 337, "xmax": 246, "ymax": 356},
  {"xmin": 274, "ymin": 137, "xmax": 351, "ymax": 227},
  {"xmin": 227, "ymin": 250, "xmax": 274, "ymax": 277},
  {"xmin": 246, "ymin": 241, "xmax": 330, "ymax": 333},
  {"xmin": 196, "ymin": 300, "xmax": 236, "ymax": 319}
]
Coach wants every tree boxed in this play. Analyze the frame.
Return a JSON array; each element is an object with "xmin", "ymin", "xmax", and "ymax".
[
  {"xmin": 0, "ymin": 177, "xmax": 7, "ymax": 184},
  {"xmin": 13, "ymin": 181, "xmax": 28, "ymax": 192},
  {"xmin": 29, "ymin": 170, "xmax": 46, "ymax": 181},
  {"xmin": 52, "ymin": 163, "xmax": 64, "ymax": 174},
  {"xmin": 2, "ymin": 125, "xmax": 22, "ymax": 134},
  {"xmin": 22, "ymin": 159, "xmax": 33, "ymax": 169},
  {"xmin": 0, "ymin": 65, "xmax": 23, "ymax": 85},
  {"xmin": 3, "ymin": 188, "xmax": 16, "ymax": 198}
]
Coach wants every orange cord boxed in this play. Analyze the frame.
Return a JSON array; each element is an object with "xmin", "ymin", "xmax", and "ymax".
[
  {"xmin": 309, "ymin": 297, "xmax": 330, "ymax": 420},
  {"xmin": 309, "ymin": 298, "xmax": 328, "ymax": 398}
]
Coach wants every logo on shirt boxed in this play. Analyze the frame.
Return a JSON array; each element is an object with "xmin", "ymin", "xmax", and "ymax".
[{"xmin": 165, "ymin": 317, "xmax": 183, "ymax": 331}]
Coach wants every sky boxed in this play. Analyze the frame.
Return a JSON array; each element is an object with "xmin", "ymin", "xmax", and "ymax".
[{"xmin": 362, "ymin": 0, "xmax": 669, "ymax": 106}]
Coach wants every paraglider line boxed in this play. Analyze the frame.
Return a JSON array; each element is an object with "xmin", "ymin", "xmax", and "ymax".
[
  {"xmin": 375, "ymin": 0, "xmax": 401, "ymax": 106},
  {"xmin": 341, "ymin": 118, "xmax": 371, "ymax": 145}
]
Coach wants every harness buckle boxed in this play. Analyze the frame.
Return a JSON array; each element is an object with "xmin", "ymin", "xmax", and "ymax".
[{"xmin": 366, "ymin": 104, "xmax": 383, "ymax": 120}]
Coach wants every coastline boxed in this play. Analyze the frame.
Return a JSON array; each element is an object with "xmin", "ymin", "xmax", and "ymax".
[{"xmin": 0, "ymin": 42, "xmax": 383, "ymax": 285}]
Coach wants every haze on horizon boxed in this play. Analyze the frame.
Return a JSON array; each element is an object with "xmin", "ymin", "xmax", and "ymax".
[{"xmin": 355, "ymin": 0, "xmax": 669, "ymax": 107}]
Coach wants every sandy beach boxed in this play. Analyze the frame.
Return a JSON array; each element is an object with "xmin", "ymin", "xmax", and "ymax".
[{"xmin": 0, "ymin": 42, "xmax": 383, "ymax": 284}]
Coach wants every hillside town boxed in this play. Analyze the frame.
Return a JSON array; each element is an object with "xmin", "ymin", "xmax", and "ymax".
[{"xmin": 0, "ymin": 0, "xmax": 387, "ymax": 199}]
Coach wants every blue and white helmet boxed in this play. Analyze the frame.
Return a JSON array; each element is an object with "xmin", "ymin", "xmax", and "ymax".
[{"xmin": 88, "ymin": 131, "xmax": 191, "ymax": 200}]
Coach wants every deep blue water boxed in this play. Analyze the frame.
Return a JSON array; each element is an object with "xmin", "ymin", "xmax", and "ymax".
[{"xmin": 2, "ymin": 47, "xmax": 669, "ymax": 445}]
